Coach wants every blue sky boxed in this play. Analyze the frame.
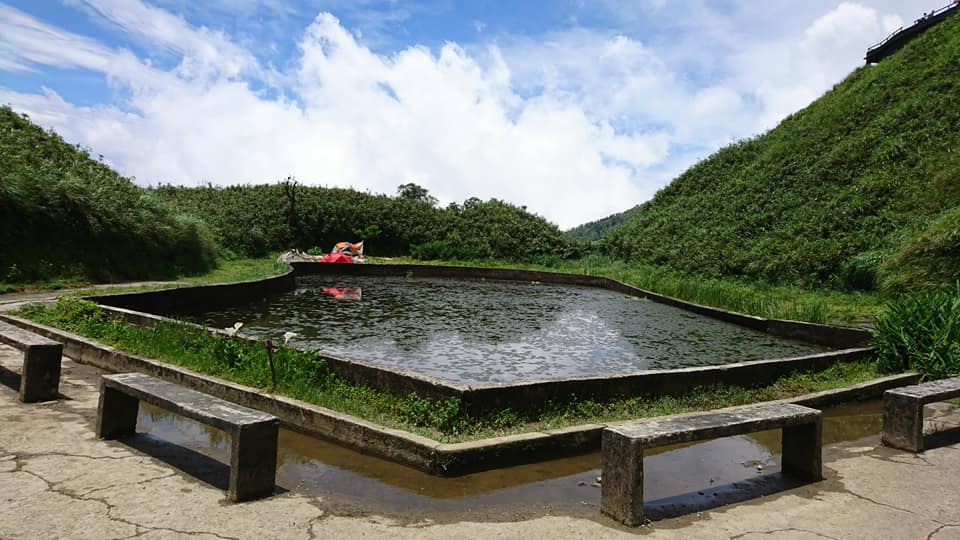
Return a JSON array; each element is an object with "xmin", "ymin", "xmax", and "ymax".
[{"xmin": 0, "ymin": 0, "xmax": 946, "ymax": 228}]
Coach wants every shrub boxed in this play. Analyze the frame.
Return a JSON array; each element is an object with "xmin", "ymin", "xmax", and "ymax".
[
  {"xmin": 0, "ymin": 106, "xmax": 218, "ymax": 283},
  {"xmin": 410, "ymin": 240, "xmax": 488, "ymax": 261},
  {"xmin": 838, "ymin": 250, "xmax": 886, "ymax": 291},
  {"xmin": 874, "ymin": 283, "xmax": 960, "ymax": 379},
  {"xmin": 879, "ymin": 207, "xmax": 960, "ymax": 293}
]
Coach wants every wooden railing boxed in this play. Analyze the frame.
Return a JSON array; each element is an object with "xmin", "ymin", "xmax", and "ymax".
[{"xmin": 865, "ymin": 1, "xmax": 960, "ymax": 64}]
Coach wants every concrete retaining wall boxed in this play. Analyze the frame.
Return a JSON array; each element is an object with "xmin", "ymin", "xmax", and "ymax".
[
  {"xmin": 462, "ymin": 348, "xmax": 875, "ymax": 414},
  {"xmin": 86, "ymin": 301, "xmax": 876, "ymax": 417},
  {"xmin": 79, "ymin": 263, "xmax": 876, "ymax": 415},
  {"xmin": 88, "ymin": 271, "xmax": 296, "ymax": 314},
  {"xmin": 0, "ymin": 313, "xmax": 918, "ymax": 475}
]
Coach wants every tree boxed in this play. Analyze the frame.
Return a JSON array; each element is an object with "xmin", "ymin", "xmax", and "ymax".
[{"xmin": 396, "ymin": 182, "xmax": 437, "ymax": 206}]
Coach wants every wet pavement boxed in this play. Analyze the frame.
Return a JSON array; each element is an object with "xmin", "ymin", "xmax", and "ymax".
[
  {"xmin": 2, "ymin": 345, "xmax": 959, "ymax": 539},
  {"xmin": 132, "ymin": 399, "xmax": 885, "ymax": 518}
]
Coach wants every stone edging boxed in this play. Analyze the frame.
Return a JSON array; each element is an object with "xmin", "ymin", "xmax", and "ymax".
[
  {"xmin": 0, "ymin": 313, "xmax": 917, "ymax": 476},
  {"xmin": 86, "ymin": 263, "xmax": 876, "ymax": 414}
]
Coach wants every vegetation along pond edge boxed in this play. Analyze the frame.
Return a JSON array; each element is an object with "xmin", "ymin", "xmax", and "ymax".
[
  {"xmin": 0, "ymin": 312, "xmax": 917, "ymax": 475},
  {"xmin": 84, "ymin": 263, "xmax": 876, "ymax": 415},
  {"xmin": 0, "ymin": 262, "xmax": 908, "ymax": 475}
]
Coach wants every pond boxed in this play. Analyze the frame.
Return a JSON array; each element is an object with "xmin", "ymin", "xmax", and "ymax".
[{"xmin": 185, "ymin": 275, "xmax": 830, "ymax": 385}]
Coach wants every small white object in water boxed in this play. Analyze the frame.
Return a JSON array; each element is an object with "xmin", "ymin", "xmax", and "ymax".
[
  {"xmin": 283, "ymin": 331, "xmax": 297, "ymax": 345},
  {"xmin": 224, "ymin": 322, "xmax": 244, "ymax": 336}
]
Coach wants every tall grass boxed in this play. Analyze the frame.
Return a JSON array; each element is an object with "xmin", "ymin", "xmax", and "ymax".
[
  {"xmin": 603, "ymin": 15, "xmax": 960, "ymax": 294},
  {"xmin": 874, "ymin": 283, "xmax": 960, "ymax": 380},
  {"xmin": 0, "ymin": 106, "xmax": 218, "ymax": 283}
]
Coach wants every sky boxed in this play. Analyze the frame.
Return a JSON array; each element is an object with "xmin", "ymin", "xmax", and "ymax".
[{"xmin": 0, "ymin": 0, "xmax": 947, "ymax": 229}]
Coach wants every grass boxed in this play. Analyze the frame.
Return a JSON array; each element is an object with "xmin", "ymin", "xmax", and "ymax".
[
  {"xmin": 0, "ymin": 256, "xmax": 286, "ymax": 297},
  {"xmin": 17, "ymin": 297, "xmax": 887, "ymax": 443},
  {"xmin": 494, "ymin": 360, "xmax": 881, "ymax": 438},
  {"xmin": 874, "ymin": 283, "xmax": 960, "ymax": 380},
  {"xmin": 602, "ymin": 15, "xmax": 960, "ymax": 294},
  {"xmin": 372, "ymin": 254, "xmax": 884, "ymax": 326},
  {"xmin": 1, "ymin": 106, "xmax": 218, "ymax": 284}
]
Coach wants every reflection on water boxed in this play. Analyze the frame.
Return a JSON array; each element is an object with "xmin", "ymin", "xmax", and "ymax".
[
  {"xmin": 135, "ymin": 399, "xmax": 891, "ymax": 514},
  {"xmin": 185, "ymin": 275, "xmax": 830, "ymax": 385}
]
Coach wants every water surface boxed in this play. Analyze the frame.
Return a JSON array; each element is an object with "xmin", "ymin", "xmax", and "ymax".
[{"xmin": 187, "ymin": 275, "xmax": 830, "ymax": 384}]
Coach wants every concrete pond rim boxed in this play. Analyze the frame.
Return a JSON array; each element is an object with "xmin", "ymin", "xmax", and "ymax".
[{"xmin": 0, "ymin": 263, "xmax": 904, "ymax": 475}]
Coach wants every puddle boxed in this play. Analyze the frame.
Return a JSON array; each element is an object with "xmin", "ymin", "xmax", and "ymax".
[{"xmin": 132, "ymin": 399, "xmax": 896, "ymax": 518}]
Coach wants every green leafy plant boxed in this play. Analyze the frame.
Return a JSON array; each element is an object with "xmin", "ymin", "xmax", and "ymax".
[{"xmin": 874, "ymin": 283, "xmax": 960, "ymax": 379}]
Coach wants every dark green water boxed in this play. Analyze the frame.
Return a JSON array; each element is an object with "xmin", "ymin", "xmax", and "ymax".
[{"xmin": 186, "ymin": 275, "xmax": 830, "ymax": 385}]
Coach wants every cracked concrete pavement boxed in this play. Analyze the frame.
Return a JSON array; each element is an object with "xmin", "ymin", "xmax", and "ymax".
[{"xmin": 1, "ymin": 345, "xmax": 959, "ymax": 539}]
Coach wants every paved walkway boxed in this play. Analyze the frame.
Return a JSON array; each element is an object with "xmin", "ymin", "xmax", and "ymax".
[
  {"xmin": 0, "ymin": 282, "xmax": 178, "ymax": 313},
  {"xmin": 1, "ymin": 348, "xmax": 959, "ymax": 539}
]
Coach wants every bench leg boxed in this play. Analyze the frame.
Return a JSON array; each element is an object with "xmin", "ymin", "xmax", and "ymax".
[
  {"xmin": 881, "ymin": 392, "xmax": 924, "ymax": 452},
  {"xmin": 600, "ymin": 430, "xmax": 645, "ymax": 526},
  {"xmin": 228, "ymin": 420, "xmax": 279, "ymax": 502},
  {"xmin": 96, "ymin": 383, "xmax": 140, "ymax": 439},
  {"xmin": 781, "ymin": 419, "xmax": 822, "ymax": 481},
  {"xmin": 19, "ymin": 344, "xmax": 62, "ymax": 403}
]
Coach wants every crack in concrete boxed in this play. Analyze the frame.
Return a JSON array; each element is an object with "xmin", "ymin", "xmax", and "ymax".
[
  {"xmin": 116, "ymin": 526, "xmax": 149, "ymax": 539},
  {"xmin": 927, "ymin": 524, "xmax": 947, "ymax": 540},
  {"xmin": 730, "ymin": 527, "xmax": 838, "ymax": 539},
  {"xmin": 908, "ymin": 453, "xmax": 937, "ymax": 467},
  {"xmin": 844, "ymin": 487, "xmax": 919, "ymax": 517},
  {"xmin": 16, "ymin": 456, "xmax": 241, "ymax": 540},
  {"xmin": 77, "ymin": 471, "xmax": 178, "ymax": 498},
  {"xmin": 867, "ymin": 453, "xmax": 936, "ymax": 468},
  {"xmin": 19, "ymin": 451, "xmax": 144, "ymax": 462},
  {"xmin": 306, "ymin": 513, "xmax": 329, "ymax": 540}
]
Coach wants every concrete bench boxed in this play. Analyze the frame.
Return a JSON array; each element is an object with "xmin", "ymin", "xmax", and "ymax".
[
  {"xmin": 601, "ymin": 402, "xmax": 823, "ymax": 526},
  {"xmin": 0, "ymin": 320, "xmax": 63, "ymax": 402},
  {"xmin": 96, "ymin": 373, "xmax": 279, "ymax": 502},
  {"xmin": 882, "ymin": 377, "xmax": 960, "ymax": 452}
]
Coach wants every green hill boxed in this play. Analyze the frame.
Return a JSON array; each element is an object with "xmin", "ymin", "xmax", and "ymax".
[
  {"xmin": 606, "ymin": 14, "xmax": 960, "ymax": 293},
  {"xmin": 153, "ymin": 184, "xmax": 574, "ymax": 262},
  {"xmin": 566, "ymin": 205, "xmax": 640, "ymax": 242},
  {"xmin": 0, "ymin": 106, "xmax": 218, "ymax": 284},
  {"xmin": 0, "ymin": 101, "xmax": 574, "ymax": 290}
]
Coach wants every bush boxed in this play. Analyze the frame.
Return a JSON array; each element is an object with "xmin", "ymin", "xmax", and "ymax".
[
  {"xmin": 0, "ymin": 106, "xmax": 219, "ymax": 283},
  {"xmin": 410, "ymin": 240, "xmax": 488, "ymax": 261},
  {"xmin": 156, "ymin": 184, "xmax": 577, "ymax": 263},
  {"xmin": 879, "ymin": 207, "xmax": 960, "ymax": 293},
  {"xmin": 838, "ymin": 250, "xmax": 886, "ymax": 291},
  {"xmin": 874, "ymin": 283, "xmax": 960, "ymax": 379}
]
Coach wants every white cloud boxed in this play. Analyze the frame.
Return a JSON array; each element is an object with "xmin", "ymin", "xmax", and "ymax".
[
  {"xmin": 729, "ymin": 2, "xmax": 903, "ymax": 131},
  {"xmin": 0, "ymin": 3, "xmax": 115, "ymax": 72},
  {"xmin": 71, "ymin": 0, "xmax": 263, "ymax": 81},
  {"xmin": 2, "ymin": 7, "xmax": 656, "ymax": 228},
  {"xmin": 0, "ymin": 1, "xmax": 934, "ymax": 230}
]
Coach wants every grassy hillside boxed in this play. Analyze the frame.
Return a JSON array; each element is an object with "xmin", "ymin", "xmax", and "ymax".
[
  {"xmin": 0, "ymin": 106, "xmax": 218, "ymax": 285},
  {"xmin": 566, "ymin": 205, "xmax": 640, "ymax": 242},
  {"xmin": 606, "ymin": 15, "xmax": 960, "ymax": 293},
  {"xmin": 153, "ymin": 184, "xmax": 575, "ymax": 262}
]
